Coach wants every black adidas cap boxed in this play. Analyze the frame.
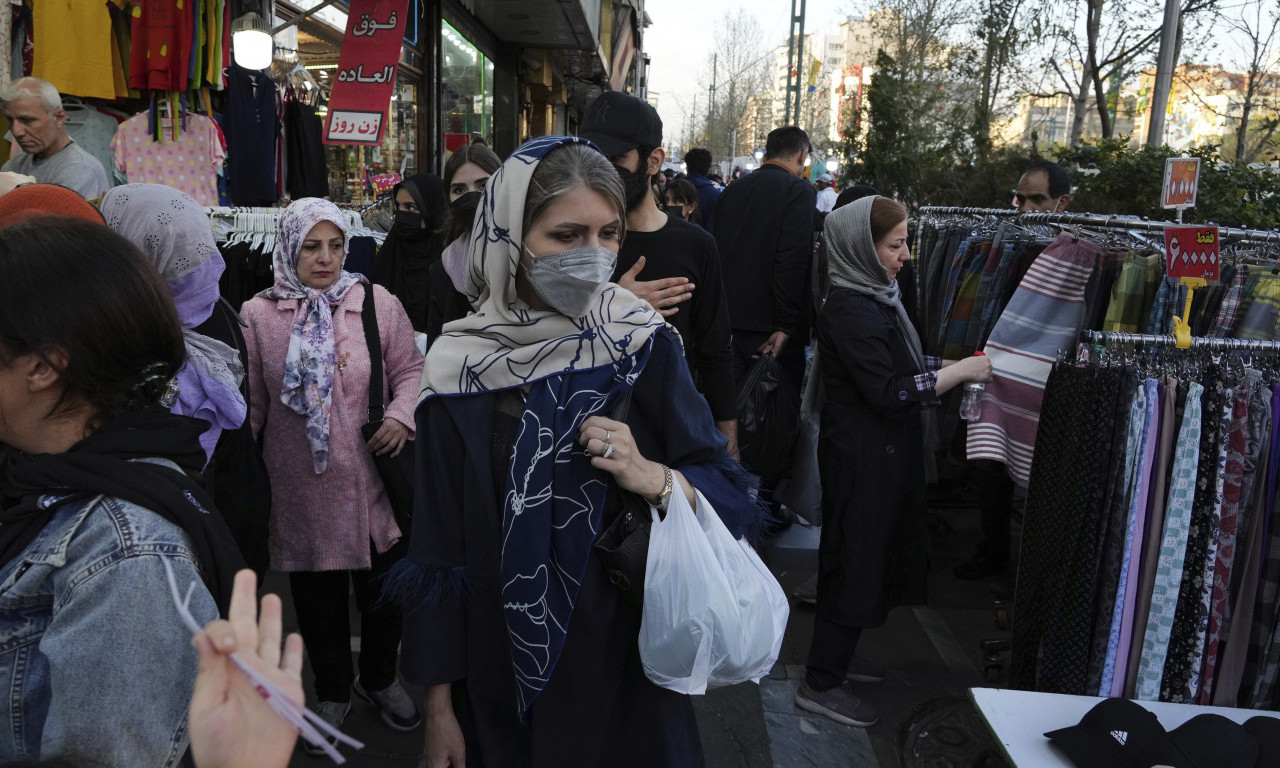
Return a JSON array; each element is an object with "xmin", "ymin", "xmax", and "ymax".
[
  {"xmin": 1169, "ymin": 715, "xmax": 1257, "ymax": 768},
  {"xmin": 1044, "ymin": 698, "xmax": 1188, "ymax": 768}
]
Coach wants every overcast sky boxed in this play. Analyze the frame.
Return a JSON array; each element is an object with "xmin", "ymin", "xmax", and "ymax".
[{"xmin": 643, "ymin": 0, "xmax": 852, "ymax": 144}]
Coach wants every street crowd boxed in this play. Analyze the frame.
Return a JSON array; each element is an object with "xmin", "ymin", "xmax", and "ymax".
[{"xmin": 0, "ymin": 76, "xmax": 1076, "ymax": 768}]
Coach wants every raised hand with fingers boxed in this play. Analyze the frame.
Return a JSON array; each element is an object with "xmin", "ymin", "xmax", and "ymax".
[{"xmin": 189, "ymin": 569, "xmax": 307, "ymax": 768}]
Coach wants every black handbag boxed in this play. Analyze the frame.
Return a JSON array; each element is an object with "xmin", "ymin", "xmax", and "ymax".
[
  {"xmin": 591, "ymin": 388, "xmax": 663, "ymax": 613},
  {"xmin": 358, "ymin": 285, "xmax": 415, "ymax": 533}
]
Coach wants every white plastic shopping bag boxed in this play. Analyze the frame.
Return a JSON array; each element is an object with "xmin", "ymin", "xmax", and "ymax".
[
  {"xmin": 638, "ymin": 476, "xmax": 738, "ymax": 695},
  {"xmin": 695, "ymin": 489, "xmax": 789, "ymax": 687}
]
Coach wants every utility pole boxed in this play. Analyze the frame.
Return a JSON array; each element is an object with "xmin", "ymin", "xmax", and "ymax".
[
  {"xmin": 708, "ymin": 54, "xmax": 717, "ymax": 161},
  {"xmin": 1147, "ymin": 0, "xmax": 1179, "ymax": 146},
  {"xmin": 784, "ymin": 0, "xmax": 806, "ymax": 125}
]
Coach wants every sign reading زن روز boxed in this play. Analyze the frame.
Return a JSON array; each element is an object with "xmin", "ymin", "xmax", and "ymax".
[
  {"xmin": 1164, "ymin": 226, "xmax": 1220, "ymax": 283},
  {"xmin": 1162, "ymin": 157, "xmax": 1201, "ymax": 209},
  {"xmin": 323, "ymin": 0, "xmax": 409, "ymax": 146}
]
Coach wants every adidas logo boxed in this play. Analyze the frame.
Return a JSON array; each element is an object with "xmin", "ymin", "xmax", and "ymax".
[{"xmin": 1110, "ymin": 730, "xmax": 1129, "ymax": 746}]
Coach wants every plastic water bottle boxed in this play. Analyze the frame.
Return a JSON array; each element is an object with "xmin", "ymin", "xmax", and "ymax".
[{"xmin": 959, "ymin": 352, "xmax": 986, "ymax": 421}]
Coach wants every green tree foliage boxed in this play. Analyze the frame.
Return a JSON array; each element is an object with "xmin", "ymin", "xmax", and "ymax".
[
  {"xmin": 1054, "ymin": 138, "xmax": 1280, "ymax": 229},
  {"xmin": 844, "ymin": 50, "xmax": 1038, "ymax": 209}
]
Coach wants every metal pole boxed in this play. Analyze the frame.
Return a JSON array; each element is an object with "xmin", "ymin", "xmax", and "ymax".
[
  {"xmin": 793, "ymin": 0, "xmax": 805, "ymax": 126},
  {"xmin": 708, "ymin": 54, "xmax": 717, "ymax": 158},
  {"xmin": 1146, "ymin": 0, "xmax": 1180, "ymax": 146}
]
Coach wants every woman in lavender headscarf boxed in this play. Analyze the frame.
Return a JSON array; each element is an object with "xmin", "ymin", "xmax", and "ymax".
[{"xmin": 101, "ymin": 183, "xmax": 272, "ymax": 576}]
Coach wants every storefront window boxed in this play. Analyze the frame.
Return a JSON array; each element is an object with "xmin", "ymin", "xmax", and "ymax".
[
  {"xmin": 323, "ymin": 73, "xmax": 419, "ymax": 206},
  {"xmin": 442, "ymin": 22, "xmax": 493, "ymax": 153}
]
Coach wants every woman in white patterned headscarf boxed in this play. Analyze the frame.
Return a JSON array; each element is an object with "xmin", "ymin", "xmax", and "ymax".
[{"xmin": 393, "ymin": 136, "xmax": 769, "ymax": 768}]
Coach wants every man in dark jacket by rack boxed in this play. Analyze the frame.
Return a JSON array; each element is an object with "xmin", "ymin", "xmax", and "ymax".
[{"xmin": 713, "ymin": 125, "xmax": 816, "ymax": 394}]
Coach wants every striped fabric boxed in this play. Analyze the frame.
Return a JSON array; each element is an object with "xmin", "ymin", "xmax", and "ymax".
[{"xmin": 967, "ymin": 234, "xmax": 1099, "ymax": 485}]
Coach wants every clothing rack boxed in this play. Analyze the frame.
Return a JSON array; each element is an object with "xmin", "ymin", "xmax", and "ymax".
[
  {"xmin": 1081, "ymin": 330, "xmax": 1280, "ymax": 353},
  {"xmin": 918, "ymin": 207, "xmax": 1280, "ymax": 246},
  {"xmin": 1021, "ymin": 212, "xmax": 1280, "ymax": 246},
  {"xmin": 917, "ymin": 206, "xmax": 1020, "ymax": 217}
]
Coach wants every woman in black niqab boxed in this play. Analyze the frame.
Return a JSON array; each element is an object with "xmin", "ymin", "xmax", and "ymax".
[{"xmin": 371, "ymin": 173, "xmax": 448, "ymax": 332}]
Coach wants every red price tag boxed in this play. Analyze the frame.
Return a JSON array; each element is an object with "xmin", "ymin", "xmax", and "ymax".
[
  {"xmin": 1164, "ymin": 226, "xmax": 1220, "ymax": 282},
  {"xmin": 369, "ymin": 172, "xmax": 400, "ymax": 193}
]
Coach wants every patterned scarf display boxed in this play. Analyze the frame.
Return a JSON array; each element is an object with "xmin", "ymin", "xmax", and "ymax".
[{"xmin": 259, "ymin": 197, "xmax": 363, "ymax": 473}]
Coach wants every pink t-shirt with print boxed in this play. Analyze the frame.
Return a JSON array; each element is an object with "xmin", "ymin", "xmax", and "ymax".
[{"xmin": 112, "ymin": 112, "xmax": 226, "ymax": 205}]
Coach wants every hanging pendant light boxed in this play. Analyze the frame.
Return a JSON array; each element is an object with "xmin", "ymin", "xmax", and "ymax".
[{"xmin": 231, "ymin": 12, "xmax": 273, "ymax": 70}]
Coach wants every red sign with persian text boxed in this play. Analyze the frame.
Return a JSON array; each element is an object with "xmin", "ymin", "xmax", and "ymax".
[
  {"xmin": 323, "ymin": 0, "xmax": 409, "ymax": 146},
  {"xmin": 1164, "ymin": 226, "xmax": 1220, "ymax": 283}
]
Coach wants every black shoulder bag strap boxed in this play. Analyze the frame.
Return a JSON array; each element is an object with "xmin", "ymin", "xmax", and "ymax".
[{"xmin": 360, "ymin": 283, "xmax": 386, "ymax": 422}]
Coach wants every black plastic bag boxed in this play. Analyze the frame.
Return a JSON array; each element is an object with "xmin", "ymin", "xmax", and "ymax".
[{"xmin": 736, "ymin": 353, "xmax": 800, "ymax": 482}]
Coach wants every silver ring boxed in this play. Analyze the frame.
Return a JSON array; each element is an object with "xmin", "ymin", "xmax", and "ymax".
[
  {"xmin": 602, "ymin": 442, "xmax": 616, "ymax": 459},
  {"xmin": 605, "ymin": 430, "xmax": 612, "ymax": 442}
]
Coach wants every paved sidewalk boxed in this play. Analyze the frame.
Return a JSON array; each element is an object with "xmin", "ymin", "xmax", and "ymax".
[{"xmin": 276, "ymin": 497, "xmax": 1016, "ymax": 767}]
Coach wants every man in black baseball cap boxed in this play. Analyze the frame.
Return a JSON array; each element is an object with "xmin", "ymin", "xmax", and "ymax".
[{"xmin": 579, "ymin": 89, "xmax": 739, "ymax": 456}]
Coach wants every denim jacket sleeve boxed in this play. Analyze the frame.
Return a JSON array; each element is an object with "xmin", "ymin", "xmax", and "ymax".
[
  {"xmin": 0, "ymin": 491, "xmax": 219, "ymax": 768},
  {"xmin": 39, "ymin": 548, "xmax": 215, "ymax": 767}
]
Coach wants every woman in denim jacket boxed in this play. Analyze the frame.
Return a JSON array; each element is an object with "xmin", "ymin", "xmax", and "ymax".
[{"xmin": 0, "ymin": 217, "xmax": 245, "ymax": 766}]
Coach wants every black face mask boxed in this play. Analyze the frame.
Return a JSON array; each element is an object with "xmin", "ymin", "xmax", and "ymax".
[
  {"xmin": 394, "ymin": 209, "xmax": 429, "ymax": 241},
  {"xmin": 613, "ymin": 163, "xmax": 653, "ymax": 212},
  {"xmin": 451, "ymin": 191, "xmax": 482, "ymax": 229}
]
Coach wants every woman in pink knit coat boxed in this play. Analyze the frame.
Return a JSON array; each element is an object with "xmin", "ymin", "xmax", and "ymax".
[{"xmin": 241, "ymin": 197, "xmax": 425, "ymax": 752}]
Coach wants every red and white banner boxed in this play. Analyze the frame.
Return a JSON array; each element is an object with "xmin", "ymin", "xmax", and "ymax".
[{"xmin": 323, "ymin": 0, "xmax": 410, "ymax": 146}]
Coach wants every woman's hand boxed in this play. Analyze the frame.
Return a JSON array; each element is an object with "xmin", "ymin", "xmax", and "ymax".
[
  {"xmin": 424, "ymin": 684, "xmax": 466, "ymax": 768},
  {"xmin": 577, "ymin": 416, "xmax": 667, "ymax": 499},
  {"xmin": 367, "ymin": 417, "xmax": 410, "ymax": 457},
  {"xmin": 960, "ymin": 354, "xmax": 994, "ymax": 383},
  {"xmin": 189, "ymin": 569, "xmax": 305, "ymax": 768}
]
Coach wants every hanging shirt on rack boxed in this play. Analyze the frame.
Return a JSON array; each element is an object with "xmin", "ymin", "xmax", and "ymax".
[
  {"xmin": 223, "ymin": 64, "xmax": 277, "ymax": 205},
  {"xmin": 63, "ymin": 104, "xmax": 120, "ymax": 181},
  {"xmin": 129, "ymin": 0, "xmax": 196, "ymax": 93},
  {"xmin": 111, "ymin": 112, "xmax": 225, "ymax": 206},
  {"xmin": 31, "ymin": 0, "xmax": 124, "ymax": 99}
]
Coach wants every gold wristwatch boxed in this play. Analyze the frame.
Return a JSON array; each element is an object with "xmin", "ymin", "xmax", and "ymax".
[{"xmin": 651, "ymin": 465, "xmax": 674, "ymax": 513}]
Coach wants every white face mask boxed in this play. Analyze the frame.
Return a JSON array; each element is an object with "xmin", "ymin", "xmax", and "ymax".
[{"xmin": 522, "ymin": 245, "xmax": 618, "ymax": 317}]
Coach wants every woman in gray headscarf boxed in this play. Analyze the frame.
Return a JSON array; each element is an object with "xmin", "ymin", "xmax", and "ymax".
[{"xmin": 794, "ymin": 196, "xmax": 991, "ymax": 728}]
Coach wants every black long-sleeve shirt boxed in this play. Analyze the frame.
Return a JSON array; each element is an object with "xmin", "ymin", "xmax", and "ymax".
[
  {"xmin": 712, "ymin": 163, "xmax": 816, "ymax": 336},
  {"xmin": 612, "ymin": 213, "xmax": 737, "ymax": 421}
]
